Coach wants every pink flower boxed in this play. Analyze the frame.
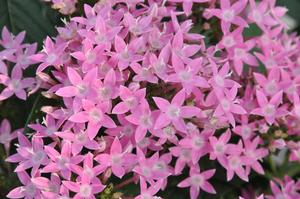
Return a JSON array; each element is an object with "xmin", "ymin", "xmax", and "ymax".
[
  {"xmin": 208, "ymin": 0, "xmax": 248, "ymax": 32},
  {"xmin": 214, "ymin": 86, "xmax": 247, "ymax": 127},
  {"xmin": 62, "ymin": 177, "xmax": 105, "ymax": 199},
  {"xmin": 126, "ymin": 100, "xmax": 156, "ymax": 142},
  {"xmin": 112, "ymin": 86, "xmax": 145, "ymax": 114},
  {"xmin": 0, "ymin": 66, "xmax": 35, "ymax": 100},
  {"xmin": 69, "ymin": 100, "xmax": 116, "ymax": 139},
  {"xmin": 168, "ymin": 0, "xmax": 210, "ymax": 16},
  {"xmin": 0, "ymin": 119, "xmax": 18, "ymax": 152},
  {"xmin": 55, "ymin": 67, "xmax": 97, "ymax": 99},
  {"xmin": 95, "ymin": 137, "xmax": 136, "ymax": 178},
  {"xmin": 30, "ymin": 37, "xmax": 67, "ymax": 72},
  {"xmin": 42, "ymin": 141, "xmax": 84, "ymax": 180},
  {"xmin": 178, "ymin": 168, "xmax": 216, "ymax": 199},
  {"xmin": 153, "ymin": 89, "xmax": 201, "ymax": 133},
  {"xmin": 6, "ymin": 133, "xmax": 49, "ymax": 175},
  {"xmin": 7, "ymin": 171, "xmax": 42, "ymax": 199},
  {"xmin": 71, "ymin": 39, "xmax": 105, "ymax": 72},
  {"xmin": 251, "ymin": 90, "xmax": 287, "ymax": 125},
  {"xmin": 167, "ymin": 56, "xmax": 209, "ymax": 94}
]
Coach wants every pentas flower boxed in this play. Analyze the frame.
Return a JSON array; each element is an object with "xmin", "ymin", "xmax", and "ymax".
[
  {"xmin": 62, "ymin": 176, "xmax": 105, "ymax": 199},
  {"xmin": 123, "ymin": 13, "xmax": 153, "ymax": 36},
  {"xmin": 179, "ymin": 129, "xmax": 211, "ymax": 164},
  {"xmin": 178, "ymin": 167, "xmax": 216, "ymax": 199},
  {"xmin": 209, "ymin": 129, "xmax": 235, "ymax": 168},
  {"xmin": 126, "ymin": 100, "xmax": 156, "ymax": 142},
  {"xmin": 232, "ymin": 115, "xmax": 256, "ymax": 140},
  {"xmin": 167, "ymin": 56, "xmax": 209, "ymax": 94},
  {"xmin": 153, "ymin": 89, "xmax": 201, "ymax": 133},
  {"xmin": 168, "ymin": 0, "xmax": 210, "ymax": 16},
  {"xmin": 254, "ymin": 68, "xmax": 281, "ymax": 96},
  {"xmin": 0, "ymin": 66, "xmax": 35, "ymax": 100},
  {"xmin": 31, "ymin": 37, "xmax": 67, "ymax": 72},
  {"xmin": 240, "ymin": 194, "xmax": 265, "ymax": 199},
  {"xmin": 267, "ymin": 177, "xmax": 300, "ymax": 199},
  {"xmin": 251, "ymin": 90, "xmax": 287, "ymax": 125},
  {"xmin": 169, "ymin": 145, "xmax": 193, "ymax": 174},
  {"xmin": 243, "ymin": 137, "xmax": 268, "ymax": 175},
  {"xmin": 32, "ymin": 173, "xmax": 66, "ymax": 198},
  {"xmin": 7, "ymin": 171, "xmax": 42, "ymax": 199},
  {"xmin": 69, "ymin": 100, "xmax": 116, "ymax": 139},
  {"xmin": 228, "ymin": 39, "xmax": 258, "ymax": 75},
  {"xmin": 6, "ymin": 133, "xmax": 49, "ymax": 175},
  {"xmin": 113, "ymin": 36, "xmax": 144, "ymax": 70},
  {"xmin": 131, "ymin": 62, "xmax": 159, "ymax": 84},
  {"xmin": 224, "ymin": 140, "xmax": 249, "ymax": 182},
  {"xmin": 112, "ymin": 86, "xmax": 146, "ymax": 114},
  {"xmin": 208, "ymin": 61, "xmax": 239, "ymax": 90},
  {"xmin": 208, "ymin": 0, "xmax": 248, "ymax": 32},
  {"xmin": 70, "ymin": 152, "xmax": 106, "ymax": 182},
  {"xmin": 14, "ymin": 43, "xmax": 38, "ymax": 69},
  {"xmin": 149, "ymin": 45, "xmax": 171, "ymax": 80},
  {"xmin": 171, "ymin": 30, "xmax": 201, "ymax": 64},
  {"xmin": 0, "ymin": 119, "xmax": 18, "ymax": 152},
  {"xmin": 55, "ymin": 128, "xmax": 102, "ymax": 155},
  {"xmin": 214, "ymin": 86, "xmax": 247, "ymax": 127},
  {"xmin": 133, "ymin": 148, "xmax": 171, "ymax": 182},
  {"xmin": 95, "ymin": 137, "xmax": 136, "ymax": 178},
  {"xmin": 78, "ymin": 15, "xmax": 122, "ymax": 49},
  {"xmin": 95, "ymin": 69, "xmax": 119, "ymax": 102},
  {"xmin": 42, "ymin": 141, "xmax": 84, "ymax": 180},
  {"xmin": 71, "ymin": 39, "xmax": 105, "ymax": 72},
  {"xmin": 29, "ymin": 115, "xmax": 61, "ymax": 138},
  {"xmin": 55, "ymin": 67, "xmax": 97, "ymax": 100},
  {"xmin": 0, "ymin": 27, "xmax": 26, "ymax": 49},
  {"xmin": 135, "ymin": 178, "xmax": 163, "ymax": 199}
]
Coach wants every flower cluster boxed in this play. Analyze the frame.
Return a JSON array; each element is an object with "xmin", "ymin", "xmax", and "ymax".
[{"xmin": 1, "ymin": 0, "xmax": 300, "ymax": 198}]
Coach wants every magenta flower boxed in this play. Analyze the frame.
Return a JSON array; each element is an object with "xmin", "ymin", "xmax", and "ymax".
[
  {"xmin": 69, "ymin": 100, "xmax": 116, "ymax": 139},
  {"xmin": 30, "ymin": 37, "xmax": 67, "ymax": 72},
  {"xmin": 112, "ymin": 86, "xmax": 145, "ymax": 114},
  {"xmin": 6, "ymin": 133, "xmax": 49, "ymax": 175},
  {"xmin": 62, "ymin": 177, "xmax": 105, "ymax": 199},
  {"xmin": 208, "ymin": 0, "xmax": 248, "ymax": 32},
  {"xmin": 0, "ymin": 26, "xmax": 25, "ymax": 49},
  {"xmin": 126, "ymin": 100, "xmax": 156, "ymax": 142},
  {"xmin": 42, "ymin": 141, "xmax": 84, "ymax": 179},
  {"xmin": 55, "ymin": 128, "xmax": 101, "ymax": 155},
  {"xmin": 251, "ymin": 90, "xmax": 287, "ymax": 125},
  {"xmin": 71, "ymin": 39, "xmax": 105, "ymax": 72},
  {"xmin": 167, "ymin": 57, "xmax": 209, "ymax": 94},
  {"xmin": 214, "ymin": 86, "xmax": 247, "ymax": 127},
  {"xmin": 168, "ymin": 0, "xmax": 210, "ymax": 16},
  {"xmin": 243, "ymin": 137, "xmax": 268, "ymax": 175},
  {"xmin": 153, "ymin": 89, "xmax": 201, "ymax": 133},
  {"xmin": 178, "ymin": 168, "xmax": 216, "ymax": 199},
  {"xmin": 95, "ymin": 137, "xmax": 136, "ymax": 178},
  {"xmin": 7, "ymin": 171, "xmax": 42, "ymax": 199},
  {"xmin": 0, "ymin": 66, "xmax": 35, "ymax": 100},
  {"xmin": 0, "ymin": 119, "xmax": 17, "ymax": 152},
  {"xmin": 55, "ymin": 67, "xmax": 97, "ymax": 99}
]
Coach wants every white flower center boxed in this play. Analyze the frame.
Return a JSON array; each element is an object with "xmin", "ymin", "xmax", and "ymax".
[
  {"xmin": 222, "ymin": 9, "xmax": 235, "ymax": 21},
  {"xmin": 79, "ymin": 184, "xmax": 92, "ymax": 197},
  {"xmin": 222, "ymin": 36, "xmax": 235, "ymax": 48},
  {"xmin": 32, "ymin": 151, "xmax": 45, "ymax": 164},
  {"xmin": 190, "ymin": 175, "xmax": 204, "ymax": 186},
  {"xmin": 263, "ymin": 104, "xmax": 276, "ymax": 117},
  {"xmin": 167, "ymin": 105, "xmax": 181, "ymax": 119},
  {"xmin": 46, "ymin": 53, "xmax": 57, "ymax": 64}
]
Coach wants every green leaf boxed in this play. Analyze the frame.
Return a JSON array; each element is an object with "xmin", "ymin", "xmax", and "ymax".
[{"xmin": 0, "ymin": 0, "xmax": 60, "ymax": 45}]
